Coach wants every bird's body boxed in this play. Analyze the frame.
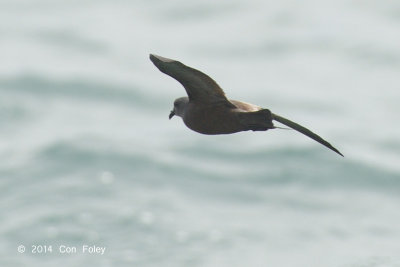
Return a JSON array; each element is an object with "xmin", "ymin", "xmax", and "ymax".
[
  {"xmin": 179, "ymin": 98, "xmax": 272, "ymax": 135},
  {"xmin": 150, "ymin": 54, "xmax": 343, "ymax": 156},
  {"xmin": 182, "ymin": 101, "xmax": 239, "ymax": 134}
]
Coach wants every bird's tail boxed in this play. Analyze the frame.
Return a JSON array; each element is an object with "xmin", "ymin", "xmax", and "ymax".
[{"xmin": 272, "ymin": 113, "xmax": 343, "ymax": 157}]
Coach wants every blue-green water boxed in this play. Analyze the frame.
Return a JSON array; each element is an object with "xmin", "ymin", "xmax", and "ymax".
[{"xmin": 1, "ymin": 1, "xmax": 400, "ymax": 266}]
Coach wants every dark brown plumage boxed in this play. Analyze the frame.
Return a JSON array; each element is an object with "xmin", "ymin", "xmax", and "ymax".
[{"xmin": 150, "ymin": 54, "xmax": 343, "ymax": 157}]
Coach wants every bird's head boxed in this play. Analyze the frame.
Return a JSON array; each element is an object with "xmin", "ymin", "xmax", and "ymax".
[{"xmin": 169, "ymin": 97, "xmax": 189, "ymax": 119}]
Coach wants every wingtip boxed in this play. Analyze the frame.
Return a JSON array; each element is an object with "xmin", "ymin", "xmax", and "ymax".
[
  {"xmin": 335, "ymin": 150, "xmax": 344, "ymax": 157},
  {"xmin": 329, "ymin": 145, "xmax": 344, "ymax": 157},
  {"xmin": 149, "ymin": 54, "xmax": 175, "ymax": 63},
  {"xmin": 149, "ymin": 53, "xmax": 157, "ymax": 64}
]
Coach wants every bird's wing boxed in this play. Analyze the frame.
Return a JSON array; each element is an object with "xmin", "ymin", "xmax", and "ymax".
[
  {"xmin": 272, "ymin": 113, "xmax": 344, "ymax": 156},
  {"xmin": 150, "ymin": 54, "xmax": 235, "ymax": 107},
  {"xmin": 229, "ymin": 100, "xmax": 263, "ymax": 112}
]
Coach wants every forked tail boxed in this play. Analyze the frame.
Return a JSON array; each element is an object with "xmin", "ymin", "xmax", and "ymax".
[{"xmin": 272, "ymin": 113, "xmax": 343, "ymax": 157}]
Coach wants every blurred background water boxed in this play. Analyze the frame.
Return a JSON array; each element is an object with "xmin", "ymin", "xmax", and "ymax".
[{"xmin": 1, "ymin": 0, "xmax": 400, "ymax": 266}]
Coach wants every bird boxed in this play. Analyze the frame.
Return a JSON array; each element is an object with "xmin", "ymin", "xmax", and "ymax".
[{"xmin": 149, "ymin": 54, "xmax": 343, "ymax": 157}]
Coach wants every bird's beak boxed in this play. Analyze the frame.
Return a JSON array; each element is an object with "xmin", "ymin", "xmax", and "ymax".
[{"xmin": 169, "ymin": 110, "xmax": 175, "ymax": 119}]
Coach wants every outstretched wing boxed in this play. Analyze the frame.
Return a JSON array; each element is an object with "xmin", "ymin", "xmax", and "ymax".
[
  {"xmin": 150, "ymin": 54, "xmax": 235, "ymax": 107},
  {"xmin": 272, "ymin": 113, "xmax": 344, "ymax": 157}
]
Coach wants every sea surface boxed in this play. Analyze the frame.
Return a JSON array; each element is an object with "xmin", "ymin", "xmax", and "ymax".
[{"xmin": 1, "ymin": 0, "xmax": 400, "ymax": 266}]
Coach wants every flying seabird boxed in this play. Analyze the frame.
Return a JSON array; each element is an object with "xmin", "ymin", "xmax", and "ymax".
[{"xmin": 150, "ymin": 54, "xmax": 343, "ymax": 157}]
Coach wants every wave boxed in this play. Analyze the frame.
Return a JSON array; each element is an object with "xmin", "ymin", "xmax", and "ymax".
[
  {"xmin": 12, "ymin": 139, "xmax": 397, "ymax": 194},
  {"xmin": 0, "ymin": 74, "xmax": 165, "ymax": 110}
]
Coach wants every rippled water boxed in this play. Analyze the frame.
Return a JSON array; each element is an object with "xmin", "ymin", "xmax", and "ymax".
[{"xmin": 1, "ymin": 0, "xmax": 400, "ymax": 266}]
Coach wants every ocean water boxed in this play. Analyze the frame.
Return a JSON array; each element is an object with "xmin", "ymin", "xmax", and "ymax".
[{"xmin": 1, "ymin": 0, "xmax": 400, "ymax": 266}]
